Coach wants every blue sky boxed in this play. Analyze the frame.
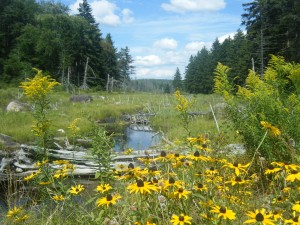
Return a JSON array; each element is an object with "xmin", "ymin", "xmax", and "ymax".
[{"xmin": 60, "ymin": 0, "xmax": 249, "ymax": 79}]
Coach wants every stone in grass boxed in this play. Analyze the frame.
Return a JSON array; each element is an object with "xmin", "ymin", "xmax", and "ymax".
[
  {"xmin": 69, "ymin": 95, "xmax": 93, "ymax": 102},
  {"xmin": 6, "ymin": 100, "xmax": 30, "ymax": 112}
]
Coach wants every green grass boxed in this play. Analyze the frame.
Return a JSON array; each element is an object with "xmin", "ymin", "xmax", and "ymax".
[{"xmin": 0, "ymin": 88, "xmax": 233, "ymax": 147}]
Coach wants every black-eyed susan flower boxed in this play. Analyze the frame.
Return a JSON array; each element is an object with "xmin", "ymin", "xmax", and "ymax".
[
  {"xmin": 69, "ymin": 184, "xmax": 84, "ymax": 195},
  {"xmin": 23, "ymin": 170, "xmax": 41, "ymax": 181},
  {"xmin": 188, "ymin": 151, "xmax": 209, "ymax": 162},
  {"xmin": 35, "ymin": 159, "xmax": 49, "ymax": 167},
  {"xmin": 14, "ymin": 214, "xmax": 29, "ymax": 222},
  {"xmin": 96, "ymin": 183, "xmax": 112, "ymax": 193},
  {"xmin": 272, "ymin": 162, "xmax": 299, "ymax": 171},
  {"xmin": 260, "ymin": 121, "xmax": 281, "ymax": 136},
  {"xmin": 53, "ymin": 172, "xmax": 67, "ymax": 179},
  {"xmin": 6, "ymin": 206, "xmax": 29, "ymax": 223},
  {"xmin": 163, "ymin": 177, "xmax": 183, "ymax": 190},
  {"xmin": 264, "ymin": 164, "xmax": 282, "ymax": 175},
  {"xmin": 285, "ymin": 211, "xmax": 300, "ymax": 224},
  {"xmin": 172, "ymin": 187, "xmax": 191, "ymax": 199},
  {"xmin": 170, "ymin": 213, "xmax": 192, "ymax": 225},
  {"xmin": 127, "ymin": 179, "xmax": 159, "ymax": 194},
  {"xmin": 96, "ymin": 194, "xmax": 122, "ymax": 207},
  {"xmin": 205, "ymin": 167, "xmax": 218, "ymax": 176},
  {"xmin": 223, "ymin": 161, "xmax": 250, "ymax": 176},
  {"xmin": 226, "ymin": 176, "xmax": 250, "ymax": 186},
  {"xmin": 53, "ymin": 160, "xmax": 69, "ymax": 165},
  {"xmin": 244, "ymin": 208, "xmax": 275, "ymax": 225},
  {"xmin": 272, "ymin": 195, "xmax": 286, "ymax": 204},
  {"xmin": 210, "ymin": 205, "xmax": 236, "ymax": 220},
  {"xmin": 193, "ymin": 183, "xmax": 208, "ymax": 192},
  {"xmin": 293, "ymin": 202, "xmax": 300, "ymax": 212},
  {"xmin": 52, "ymin": 195, "xmax": 65, "ymax": 201},
  {"xmin": 6, "ymin": 206, "xmax": 22, "ymax": 218},
  {"xmin": 286, "ymin": 170, "xmax": 300, "ymax": 182}
]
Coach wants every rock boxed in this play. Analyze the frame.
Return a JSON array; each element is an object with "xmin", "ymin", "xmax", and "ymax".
[
  {"xmin": 69, "ymin": 95, "xmax": 93, "ymax": 102},
  {"xmin": 0, "ymin": 134, "xmax": 20, "ymax": 151},
  {"xmin": 6, "ymin": 100, "xmax": 30, "ymax": 112},
  {"xmin": 225, "ymin": 143, "xmax": 246, "ymax": 154},
  {"xmin": 0, "ymin": 157, "xmax": 14, "ymax": 172}
]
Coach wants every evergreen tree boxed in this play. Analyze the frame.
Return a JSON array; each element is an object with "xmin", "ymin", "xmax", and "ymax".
[
  {"xmin": 173, "ymin": 67, "xmax": 182, "ymax": 90},
  {"xmin": 118, "ymin": 47, "xmax": 135, "ymax": 83},
  {"xmin": 78, "ymin": 0, "xmax": 97, "ymax": 25},
  {"xmin": 101, "ymin": 34, "xmax": 120, "ymax": 80}
]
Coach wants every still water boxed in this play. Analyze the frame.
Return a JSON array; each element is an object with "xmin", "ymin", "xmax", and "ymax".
[{"xmin": 114, "ymin": 126, "xmax": 161, "ymax": 151}]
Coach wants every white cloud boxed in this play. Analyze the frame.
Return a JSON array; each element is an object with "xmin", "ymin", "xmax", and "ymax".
[
  {"xmin": 135, "ymin": 55, "xmax": 163, "ymax": 66},
  {"xmin": 91, "ymin": 1, "xmax": 120, "ymax": 26},
  {"xmin": 122, "ymin": 8, "xmax": 134, "ymax": 24},
  {"xmin": 218, "ymin": 32, "xmax": 235, "ymax": 43},
  {"xmin": 185, "ymin": 41, "xmax": 206, "ymax": 52},
  {"xmin": 161, "ymin": 0, "xmax": 225, "ymax": 13},
  {"xmin": 135, "ymin": 67, "xmax": 174, "ymax": 79},
  {"xmin": 153, "ymin": 38, "xmax": 178, "ymax": 50},
  {"xmin": 69, "ymin": 0, "xmax": 135, "ymax": 26}
]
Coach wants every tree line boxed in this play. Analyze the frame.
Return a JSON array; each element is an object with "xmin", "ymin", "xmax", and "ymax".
[
  {"xmin": 178, "ymin": 0, "xmax": 300, "ymax": 94},
  {"xmin": 0, "ymin": 0, "xmax": 135, "ymax": 89}
]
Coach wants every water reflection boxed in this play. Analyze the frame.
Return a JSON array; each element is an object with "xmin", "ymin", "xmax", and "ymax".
[{"xmin": 114, "ymin": 126, "xmax": 161, "ymax": 151}]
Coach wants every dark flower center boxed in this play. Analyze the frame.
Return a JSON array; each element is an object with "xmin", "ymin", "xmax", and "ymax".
[
  {"xmin": 152, "ymin": 178, "xmax": 158, "ymax": 183},
  {"xmin": 219, "ymin": 207, "xmax": 226, "ymax": 213},
  {"xmin": 161, "ymin": 151, "xmax": 167, "ymax": 157},
  {"xmin": 210, "ymin": 167, "xmax": 215, "ymax": 171},
  {"xmin": 194, "ymin": 151, "xmax": 200, "ymax": 157},
  {"xmin": 291, "ymin": 170, "xmax": 298, "ymax": 174},
  {"xmin": 268, "ymin": 165, "xmax": 275, "ymax": 170},
  {"xmin": 277, "ymin": 196, "xmax": 283, "ymax": 201},
  {"xmin": 175, "ymin": 153, "xmax": 180, "ymax": 157},
  {"xmin": 137, "ymin": 179, "xmax": 144, "ymax": 187},
  {"xmin": 235, "ymin": 176, "xmax": 242, "ymax": 182},
  {"xmin": 103, "ymin": 187, "xmax": 106, "ymax": 190},
  {"xmin": 293, "ymin": 217, "xmax": 299, "ymax": 222},
  {"xmin": 106, "ymin": 194, "xmax": 113, "ymax": 201},
  {"xmin": 255, "ymin": 213, "xmax": 264, "ymax": 221},
  {"xmin": 169, "ymin": 177, "xmax": 175, "ymax": 184},
  {"xmin": 75, "ymin": 188, "xmax": 79, "ymax": 192},
  {"xmin": 233, "ymin": 162, "xmax": 238, "ymax": 167},
  {"xmin": 128, "ymin": 163, "xmax": 134, "ymax": 169},
  {"xmin": 179, "ymin": 216, "xmax": 184, "ymax": 221},
  {"xmin": 197, "ymin": 183, "xmax": 203, "ymax": 188},
  {"xmin": 178, "ymin": 188, "xmax": 184, "ymax": 193}
]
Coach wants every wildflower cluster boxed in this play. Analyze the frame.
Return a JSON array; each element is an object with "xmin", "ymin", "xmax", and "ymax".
[
  {"xmin": 20, "ymin": 68, "xmax": 60, "ymax": 101},
  {"xmin": 174, "ymin": 90, "xmax": 194, "ymax": 136},
  {"xmin": 20, "ymin": 69, "xmax": 60, "ymax": 156}
]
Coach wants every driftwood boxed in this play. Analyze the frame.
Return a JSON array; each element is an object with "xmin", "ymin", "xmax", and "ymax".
[{"xmin": 0, "ymin": 144, "xmax": 159, "ymax": 181}]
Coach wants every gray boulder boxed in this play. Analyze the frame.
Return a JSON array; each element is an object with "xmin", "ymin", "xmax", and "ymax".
[
  {"xmin": 6, "ymin": 100, "xmax": 30, "ymax": 112},
  {"xmin": 69, "ymin": 95, "xmax": 93, "ymax": 102}
]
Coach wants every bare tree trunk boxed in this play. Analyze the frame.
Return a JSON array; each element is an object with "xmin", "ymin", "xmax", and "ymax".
[
  {"xmin": 81, "ymin": 57, "xmax": 89, "ymax": 90},
  {"xmin": 111, "ymin": 76, "xmax": 114, "ymax": 92},
  {"xmin": 106, "ymin": 74, "xmax": 110, "ymax": 92},
  {"xmin": 66, "ymin": 67, "xmax": 71, "ymax": 93}
]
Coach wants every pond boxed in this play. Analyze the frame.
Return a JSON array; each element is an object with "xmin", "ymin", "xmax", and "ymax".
[{"xmin": 114, "ymin": 126, "xmax": 161, "ymax": 151}]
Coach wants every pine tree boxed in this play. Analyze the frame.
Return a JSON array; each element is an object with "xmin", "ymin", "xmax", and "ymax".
[
  {"xmin": 78, "ymin": 0, "xmax": 97, "ymax": 25},
  {"xmin": 173, "ymin": 67, "xmax": 182, "ymax": 90}
]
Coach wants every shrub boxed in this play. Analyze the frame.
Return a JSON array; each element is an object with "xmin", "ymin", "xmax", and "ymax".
[{"xmin": 214, "ymin": 55, "xmax": 300, "ymax": 162}]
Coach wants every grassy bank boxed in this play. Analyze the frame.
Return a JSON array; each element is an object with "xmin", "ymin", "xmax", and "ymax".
[{"xmin": 0, "ymin": 88, "xmax": 233, "ymax": 147}]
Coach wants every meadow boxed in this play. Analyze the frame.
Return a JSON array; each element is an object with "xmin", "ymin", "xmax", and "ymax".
[{"xmin": 1, "ymin": 63, "xmax": 300, "ymax": 225}]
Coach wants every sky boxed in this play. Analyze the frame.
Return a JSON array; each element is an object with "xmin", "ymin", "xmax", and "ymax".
[{"xmin": 59, "ymin": 0, "xmax": 249, "ymax": 79}]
